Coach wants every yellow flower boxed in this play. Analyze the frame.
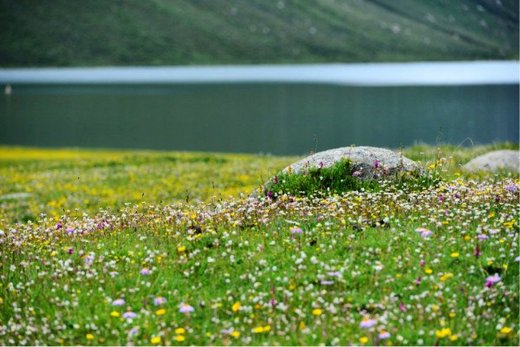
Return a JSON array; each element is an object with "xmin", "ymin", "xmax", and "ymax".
[
  {"xmin": 451, "ymin": 252, "xmax": 459, "ymax": 258},
  {"xmin": 463, "ymin": 235, "xmax": 471, "ymax": 241},
  {"xmin": 175, "ymin": 335, "xmax": 185, "ymax": 342},
  {"xmin": 359, "ymin": 336, "xmax": 369, "ymax": 344},
  {"xmin": 175, "ymin": 328, "xmax": 186, "ymax": 335},
  {"xmin": 151, "ymin": 336, "xmax": 161, "ymax": 344},
  {"xmin": 177, "ymin": 245, "xmax": 186, "ymax": 253},
  {"xmin": 299, "ymin": 321, "xmax": 306, "ymax": 330},
  {"xmin": 110, "ymin": 311, "xmax": 120, "ymax": 318},
  {"xmin": 0, "ymin": 297, "xmax": 3, "ymax": 304},
  {"xmin": 424, "ymin": 268, "xmax": 433, "ymax": 274},
  {"xmin": 252, "ymin": 325, "xmax": 270, "ymax": 334},
  {"xmin": 86, "ymin": 333, "xmax": 94, "ymax": 341},
  {"xmin": 440, "ymin": 273, "xmax": 453, "ymax": 282},
  {"xmin": 450, "ymin": 334, "xmax": 458, "ymax": 341},
  {"xmin": 230, "ymin": 331, "xmax": 240, "ymax": 338},
  {"xmin": 312, "ymin": 308, "xmax": 323, "ymax": 316},
  {"xmin": 432, "ymin": 304, "xmax": 440, "ymax": 312},
  {"xmin": 155, "ymin": 308, "xmax": 166, "ymax": 316},
  {"xmin": 232, "ymin": 301, "xmax": 241, "ymax": 312},
  {"xmin": 500, "ymin": 327, "xmax": 512, "ymax": 334},
  {"xmin": 435, "ymin": 328, "xmax": 451, "ymax": 338},
  {"xmin": 449, "ymin": 312, "xmax": 456, "ymax": 318}
]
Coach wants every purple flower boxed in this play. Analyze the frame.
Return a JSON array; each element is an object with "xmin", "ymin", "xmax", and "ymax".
[
  {"xmin": 290, "ymin": 227, "xmax": 303, "ymax": 235},
  {"xmin": 378, "ymin": 331, "xmax": 391, "ymax": 340},
  {"xmin": 485, "ymin": 273, "xmax": 501, "ymax": 287},
  {"xmin": 360, "ymin": 318, "xmax": 377, "ymax": 329},
  {"xmin": 320, "ymin": 280, "xmax": 334, "ymax": 286},
  {"xmin": 416, "ymin": 227, "xmax": 432, "ymax": 238},
  {"xmin": 154, "ymin": 297, "xmax": 167, "ymax": 306},
  {"xmin": 373, "ymin": 160, "xmax": 380, "ymax": 169},
  {"xmin": 399, "ymin": 303, "xmax": 407, "ymax": 312},
  {"xmin": 505, "ymin": 184, "xmax": 518, "ymax": 193},
  {"xmin": 414, "ymin": 276, "xmax": 422, "ymax": 286},
  {"xmin": 179, "ymin": 303, "xmax": 194, "ymax": 313},
  {"xmin": 140, "ymin": 268, "xmax": 151, "ymax": 275},
  {"xmin": 515, "ymin": 256, "xmax": 520, "ymax": 262},
  {"xmin": 66, "ymin": 227, "xmax": 75, "ymax": 235},
  {"xmin": 67, "ymin": 248, "xmax": 74, "ymax": 255},
  {"xmin": 122, "ymin": 311, "xmax": 137, "ymax": 320},
  {"xmin": 128, "ymin": 327, "xmax": 139, "ymax": 337},
  {"xmin": 56, "ymin": 222, "xmax": 63, "ymax": 230},
  {"xmin": 352, "ymin": 170, "xmax": 362, "ymax": 177},
  {"xmin": 273, "ymin": 176, "xmax": 279, "ymax": 184},
  {"xmin": 477, "ymin": 234, "xmax": 489, "ymax": 240},
  {"xmin": 267, "ymin": 191, "xmax": 274, "ymax": 199},
  {"xmin": 112, "ymin": 299, "xmax": 125, "ymax": 306}
]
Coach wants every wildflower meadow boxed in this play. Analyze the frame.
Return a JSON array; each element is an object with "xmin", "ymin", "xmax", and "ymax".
[{"xmin": 0, "ymin": 143, "xmax": 518, "ymax": 345}]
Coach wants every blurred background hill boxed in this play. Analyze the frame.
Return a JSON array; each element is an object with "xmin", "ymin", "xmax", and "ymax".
[{"xmin": 0, "ymin": 0, "xmax": 518, "ymax": 67}]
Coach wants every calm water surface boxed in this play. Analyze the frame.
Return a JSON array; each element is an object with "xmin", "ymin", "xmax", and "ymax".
[{"xmin": 0, "ymin": 62, "xmax": 518, "ymax": 155}]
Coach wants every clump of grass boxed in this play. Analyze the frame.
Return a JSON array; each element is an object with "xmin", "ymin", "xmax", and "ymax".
[
  {"xmin": 265, "ymin": 159, "xmax": 379, "ymax": 198},
  {"xmin": 264, "ymin": 159, "xmax": 439, "ymax": 198}
]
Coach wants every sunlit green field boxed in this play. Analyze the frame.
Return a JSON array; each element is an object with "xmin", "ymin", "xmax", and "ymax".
[{"xmin": 0, "ymin": 144, "xmax": 518, "ymax": 345}]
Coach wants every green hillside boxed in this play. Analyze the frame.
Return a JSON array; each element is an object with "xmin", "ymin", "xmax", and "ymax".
[{"xmin": 0, "ymin": 0, "xmax": 518, "ymax": 67}]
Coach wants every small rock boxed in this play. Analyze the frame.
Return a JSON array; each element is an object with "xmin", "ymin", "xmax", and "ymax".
[{"xmin": 462, "ymin": 150, "xmax": 519, "ymax": 173}]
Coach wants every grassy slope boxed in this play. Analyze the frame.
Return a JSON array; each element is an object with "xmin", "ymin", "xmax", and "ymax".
[{"xmin": 0, "ymin": 0, "xmax": 518, "ymax": 67}]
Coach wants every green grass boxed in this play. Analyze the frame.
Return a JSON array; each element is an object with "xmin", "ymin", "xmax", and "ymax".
[
  {"xmin": 0, "ymin": 144, "xmax": 518, "ymax": 345},
  {"xmin": 0, "ymin": 0, "xmax": 518, "ymax": 67},
  {"xmin": 266, "ymin": 159, "xmax": 382, "ymax": 198}
]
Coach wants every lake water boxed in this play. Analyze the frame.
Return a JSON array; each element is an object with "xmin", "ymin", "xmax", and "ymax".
[{"xmin": 0, "ymin": 62, "xmax": 518, "ymax": 155}]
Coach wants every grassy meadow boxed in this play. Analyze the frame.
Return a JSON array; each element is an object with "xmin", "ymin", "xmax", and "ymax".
[{"xmin": 0, "ymin": 143, "xmax": 518, "ymax": 345}]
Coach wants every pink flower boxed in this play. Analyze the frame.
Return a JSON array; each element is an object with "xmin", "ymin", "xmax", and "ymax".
[
  {"xmin": 360, "ymin": 317, "xmax": 377, "ymax": 329},
  {"xmin": 290, "ymin": 227, "xmax": 303, "ymax": 234},
  {"xmin": 179, "ymin": 303, "xmax": 194, "ymax": 313},
  {"xmin": 140, "ymin": 268, "xmax": 151, "ymax": 275},
  {"xmin": 485, "ymin": 273, "xmax": 501, "ymax": 287}
]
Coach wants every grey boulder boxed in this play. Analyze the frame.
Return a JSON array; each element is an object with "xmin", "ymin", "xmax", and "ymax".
[{"xmin": 462, "ymin": 150, "xmax": 519, "ymax": 173}]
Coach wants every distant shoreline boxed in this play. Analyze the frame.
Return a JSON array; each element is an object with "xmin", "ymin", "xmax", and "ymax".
[{"xmin": 0, "ymin": 61, "xmax": 518, "ymax": 86}]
